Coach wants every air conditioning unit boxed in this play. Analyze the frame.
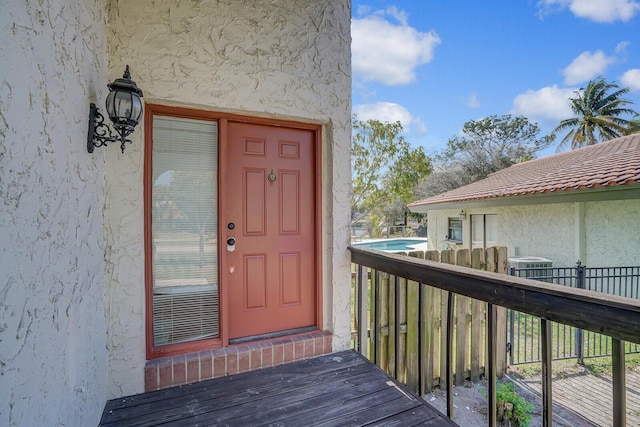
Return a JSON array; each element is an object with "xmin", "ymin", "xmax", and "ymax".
[
  {"xmin": 508, "ymin": 256, "xmax": 553, "ymax": 269},
  {"xmin": 508, "ymin": 256, "xmax": 553, "ymax": 280}
]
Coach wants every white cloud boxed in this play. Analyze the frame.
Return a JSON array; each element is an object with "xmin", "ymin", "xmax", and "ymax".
[
  {"xmin": 537, "ymin": 0, "xmax": 640, "ymax": 23},
  {"xmin": 615, "ymin": 41, "xmax": 630, "ymax": 55},
  {"xmin": 562, "ymin": 50, "xmax": 615, "ymax": 85},
  {"xmin": 511, "ymin": 85, "xmax": 576, "ymax": 122},
  {"xmin": 353, "ymin": 102, "xmax": 427, "ymax": 135},
  {"xmin": 384, "ymin": 6, "xmax": 409, "ymax": 25},
  {"xmin": 352, "ymin": 9, "xmax": 441, "ymax": 85},
  {"xmin": 569, "ymin": 0, "xmax": 640, "ymax": 22},
  {"xmin": 466, "ymin": 92, "xmax": 480, "ymax": 109},
  {"xmin": 413, "ymin": 118, "xmax": 428, "ymax": 136},
  {"xmin": 621, "ymin": 68, "xmax": 640, "ymax": 91}
]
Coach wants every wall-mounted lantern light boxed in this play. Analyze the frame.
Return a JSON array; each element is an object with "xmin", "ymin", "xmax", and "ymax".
[
  {"xmin": 87, "ymin": 65, "xmax": 144, "ymax": 154},
  {"xmin": 459, "ymin": 209, "xmax": 466, "ymax": 221}
]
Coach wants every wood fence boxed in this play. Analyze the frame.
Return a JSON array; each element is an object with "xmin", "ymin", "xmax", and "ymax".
[{"xmin": 354, "ymin": 246, "xmax": 509, "ymax": 393}]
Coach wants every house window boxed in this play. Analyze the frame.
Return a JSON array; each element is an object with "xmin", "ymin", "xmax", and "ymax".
[
  {"xmin": 147, "ymin": 114, "xmax": 219, "ymax": 356},
  {"xmin": 471, "ymin": 214, "xmax": 498, "ymax": 250},
  {"xmin": 447, "ymin": 218, "xmax": 463, "ymax": 243}
]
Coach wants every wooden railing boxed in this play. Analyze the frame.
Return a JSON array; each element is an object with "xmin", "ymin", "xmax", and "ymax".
[
  {"xmin": 350, "ymin": 246, "xmax": 640, "ymax": 427},
  {"xmin": 351, "ymin": 247, "xmax": 509, "ymax": 388}
]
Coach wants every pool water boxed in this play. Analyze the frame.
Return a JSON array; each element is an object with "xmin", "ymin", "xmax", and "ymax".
[{"xmin": 352, "ymin": 238, "xmax": 428, "ymax": 252}]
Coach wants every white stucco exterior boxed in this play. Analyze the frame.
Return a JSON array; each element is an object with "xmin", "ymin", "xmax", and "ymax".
[
  {"xmin": 1, "ymin": 0, "xmax": 352, "ymax": 424},
  {"xmin": 1, "ymin": 1, "xmax": 109, "ymax": 425},
  {"xmin": 105, "ymin": 0, "xmax": 352, "ymax": 398},
  {"xmin": 583, "ymin": 200, "xmax": 640, "ymax": 267},
  {"xmin": 425, "ymin": 199, "xmax": 640, "ymax": 268}
]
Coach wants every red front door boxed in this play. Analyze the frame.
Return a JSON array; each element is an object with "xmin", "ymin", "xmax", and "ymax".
[{"xmin": 224, "ymin": 122, "xmax": 317, "ymax": 340}]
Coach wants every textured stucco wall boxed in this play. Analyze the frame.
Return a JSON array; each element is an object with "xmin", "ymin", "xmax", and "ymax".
[
  {"xmin": 497, "ymin": 204, "xmax": 576, "ymax": 266},
  {"xmin": 427, "ymin": 205, "xmax": 575, "ymax": 265},
  {"xmin": 585, "ymin": 199, "xmax": 640, "ymax": 267},
  {"xmin": 0, "ymin": 2, "xmax": 109, "ymax": 426},
  {"xmin": 106, "ymin": 0, "xmax": 352, "ymax": 396},
  {"xmin": 426, "ymin": 199, "xmax": 640, "ymax": 268}
]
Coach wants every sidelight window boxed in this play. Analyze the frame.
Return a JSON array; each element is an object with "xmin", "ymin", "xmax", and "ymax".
[{"xmin": 149, "ymin": 115, "xmax": 219, "ymax": 352}]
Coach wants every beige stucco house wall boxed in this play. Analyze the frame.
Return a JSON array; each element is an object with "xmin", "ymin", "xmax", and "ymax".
[
  {"xmin": 1, "ymin": 1, "xmax": 352, "ymax": 425},
  {"xmin": 1, "ymin": 1, "xmax": 110, "ymax": 425},
  {"xmin": 105, "ymin": 0, "xmax": 352, "ymax": 397},
  {"xmin": 423, "ymin": 199, "xmax": 640, "ymax": 268}
]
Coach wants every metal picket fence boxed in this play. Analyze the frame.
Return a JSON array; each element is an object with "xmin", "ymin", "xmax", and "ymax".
[{"xmin": 508, "ymin": 262, "xmax": 640, "ymax": 365}]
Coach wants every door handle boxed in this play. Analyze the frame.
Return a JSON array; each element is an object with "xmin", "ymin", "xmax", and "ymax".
[{"xmin": 227, "ymin": 237, "xmax": 236, "ymax": 252}]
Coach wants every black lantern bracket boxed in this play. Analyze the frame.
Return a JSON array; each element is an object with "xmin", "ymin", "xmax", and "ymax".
[
  {"xmin": 87, "ymin": 65, "xmax": 144, "ymax": 154},
  {"xmin": 87, "ymin": 103, "xmax": 128, "ymax": 153}
]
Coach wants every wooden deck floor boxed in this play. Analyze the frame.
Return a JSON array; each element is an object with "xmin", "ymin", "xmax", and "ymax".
[{"xmin": 100, "ymin": 350, "xmax": 457, "ymax": 426}]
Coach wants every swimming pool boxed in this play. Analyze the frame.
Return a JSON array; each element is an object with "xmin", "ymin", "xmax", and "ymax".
[{"xmin": 352, "ymin": 238, "xmax": 428, "ymax": 252}]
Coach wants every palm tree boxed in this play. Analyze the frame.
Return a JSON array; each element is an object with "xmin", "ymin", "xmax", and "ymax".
[
  {"xmin": 553, "ymin": 77, "xmax": 638, "ymax": 150},
  {"xmin": 626, "ymin": 119, "xmax": 640, "ymax": 135}
]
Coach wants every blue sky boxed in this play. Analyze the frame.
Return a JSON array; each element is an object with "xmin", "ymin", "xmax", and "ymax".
[{"xmin": 351, "ymin": 0, "xmax": 640, "ymax": 158}]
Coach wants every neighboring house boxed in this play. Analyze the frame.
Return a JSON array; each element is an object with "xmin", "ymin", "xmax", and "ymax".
[
  {"xmin": 408, "ymin": 134, "xmax": 640, "ymax": 268},
  {"xmin": 1, "ymin": 1, "xmax": 352, "ymax": 425}
]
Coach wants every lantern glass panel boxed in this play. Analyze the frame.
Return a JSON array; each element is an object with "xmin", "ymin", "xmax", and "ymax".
[
  {"xmin": 106, "ymin": 90, "xmax": 142, "ymax": 128},
  {"xmin": 130, "ymin": 94, "xmax": 143, "ymax": 124}
]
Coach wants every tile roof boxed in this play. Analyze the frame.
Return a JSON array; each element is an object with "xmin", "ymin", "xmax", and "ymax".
[{"xmin": 408, "ymin": 134, "xmax": 640, "ymax": 208}]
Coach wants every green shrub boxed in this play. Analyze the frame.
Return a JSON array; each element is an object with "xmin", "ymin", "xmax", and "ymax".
[{"xmin": 480, "ymin": 382, "xmax": 534, "ymax": 427}]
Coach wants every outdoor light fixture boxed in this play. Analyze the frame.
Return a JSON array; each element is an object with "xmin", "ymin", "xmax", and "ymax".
[
  {"xmin": 459, "ymin": 209, "xmax": 466, "ymax": 220},
  {"xmin": 87, "ymin": 65, "xmax": 144, "ymax": 154}
]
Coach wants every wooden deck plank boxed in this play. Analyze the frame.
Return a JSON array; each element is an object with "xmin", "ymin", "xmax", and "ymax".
[
  {"xmin": 104, "ymin": 351, "xmax": 364, "ymax": 412},
  {"xmin": 165, "ymin": 371, "xmax": 388, "ymax": 426},
  {"xmin": 311, "ymin": 391, "xmax": 441, "ymax": 427},
  {"xmin": 100, "ymin": 350, "xmax": 457, "ymax": 427},
  {"xmin": 103, "ymin": 362, "xmax": 376, "ymax": 425},
  {"xmin": 102, "ymin": 353, "xmax": 366, "ymax": 419},
  {"xmin": 363, "ymin": 405, "xmax": 442, "ymax": 427},
  {"xmin": 269, "ymin": 387, "xmax": 407, "ymax": 425}
]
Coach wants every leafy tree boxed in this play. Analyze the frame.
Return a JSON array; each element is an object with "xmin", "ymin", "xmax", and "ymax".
[
  {"xmin": 416, "ymin": 168, "xmax": 469, "ymax": 199},
  {"xmin": 351, "ymin": 117, "xmax": 431, "ymax": 235},
  {"xmin": 168, "ymin": 170, "xmax": 216, "ymax": 265},
  {"xmin": 553, "ymin": 77, "xmax": 638, "ymax": 150},
  {"xmin": 418, "ymin": 114, "xmax": 552, "ymax": 198},
  {"xmin": 626, "ymin": 119, "xmax": 640, "ymax": 135}
]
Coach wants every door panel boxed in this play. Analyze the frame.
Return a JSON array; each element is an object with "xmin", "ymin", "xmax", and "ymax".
[
  {"xmin": 244, "ymin": 255, "xmax": 267, "ymax": 309},
  {"xmin": 280, "ymin": 171, "xmax": 300, "ymax": 233},
  {"xmin": 225, "ymin": 122, "xmax": 316, "ymax": 340},
  {"xmin": 280, "ymin": 252, "xmax": 301, "ymax": 305},
  {"xmin": 244, "ymin": 169, "xmax": 266, "ymax": 234}
]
